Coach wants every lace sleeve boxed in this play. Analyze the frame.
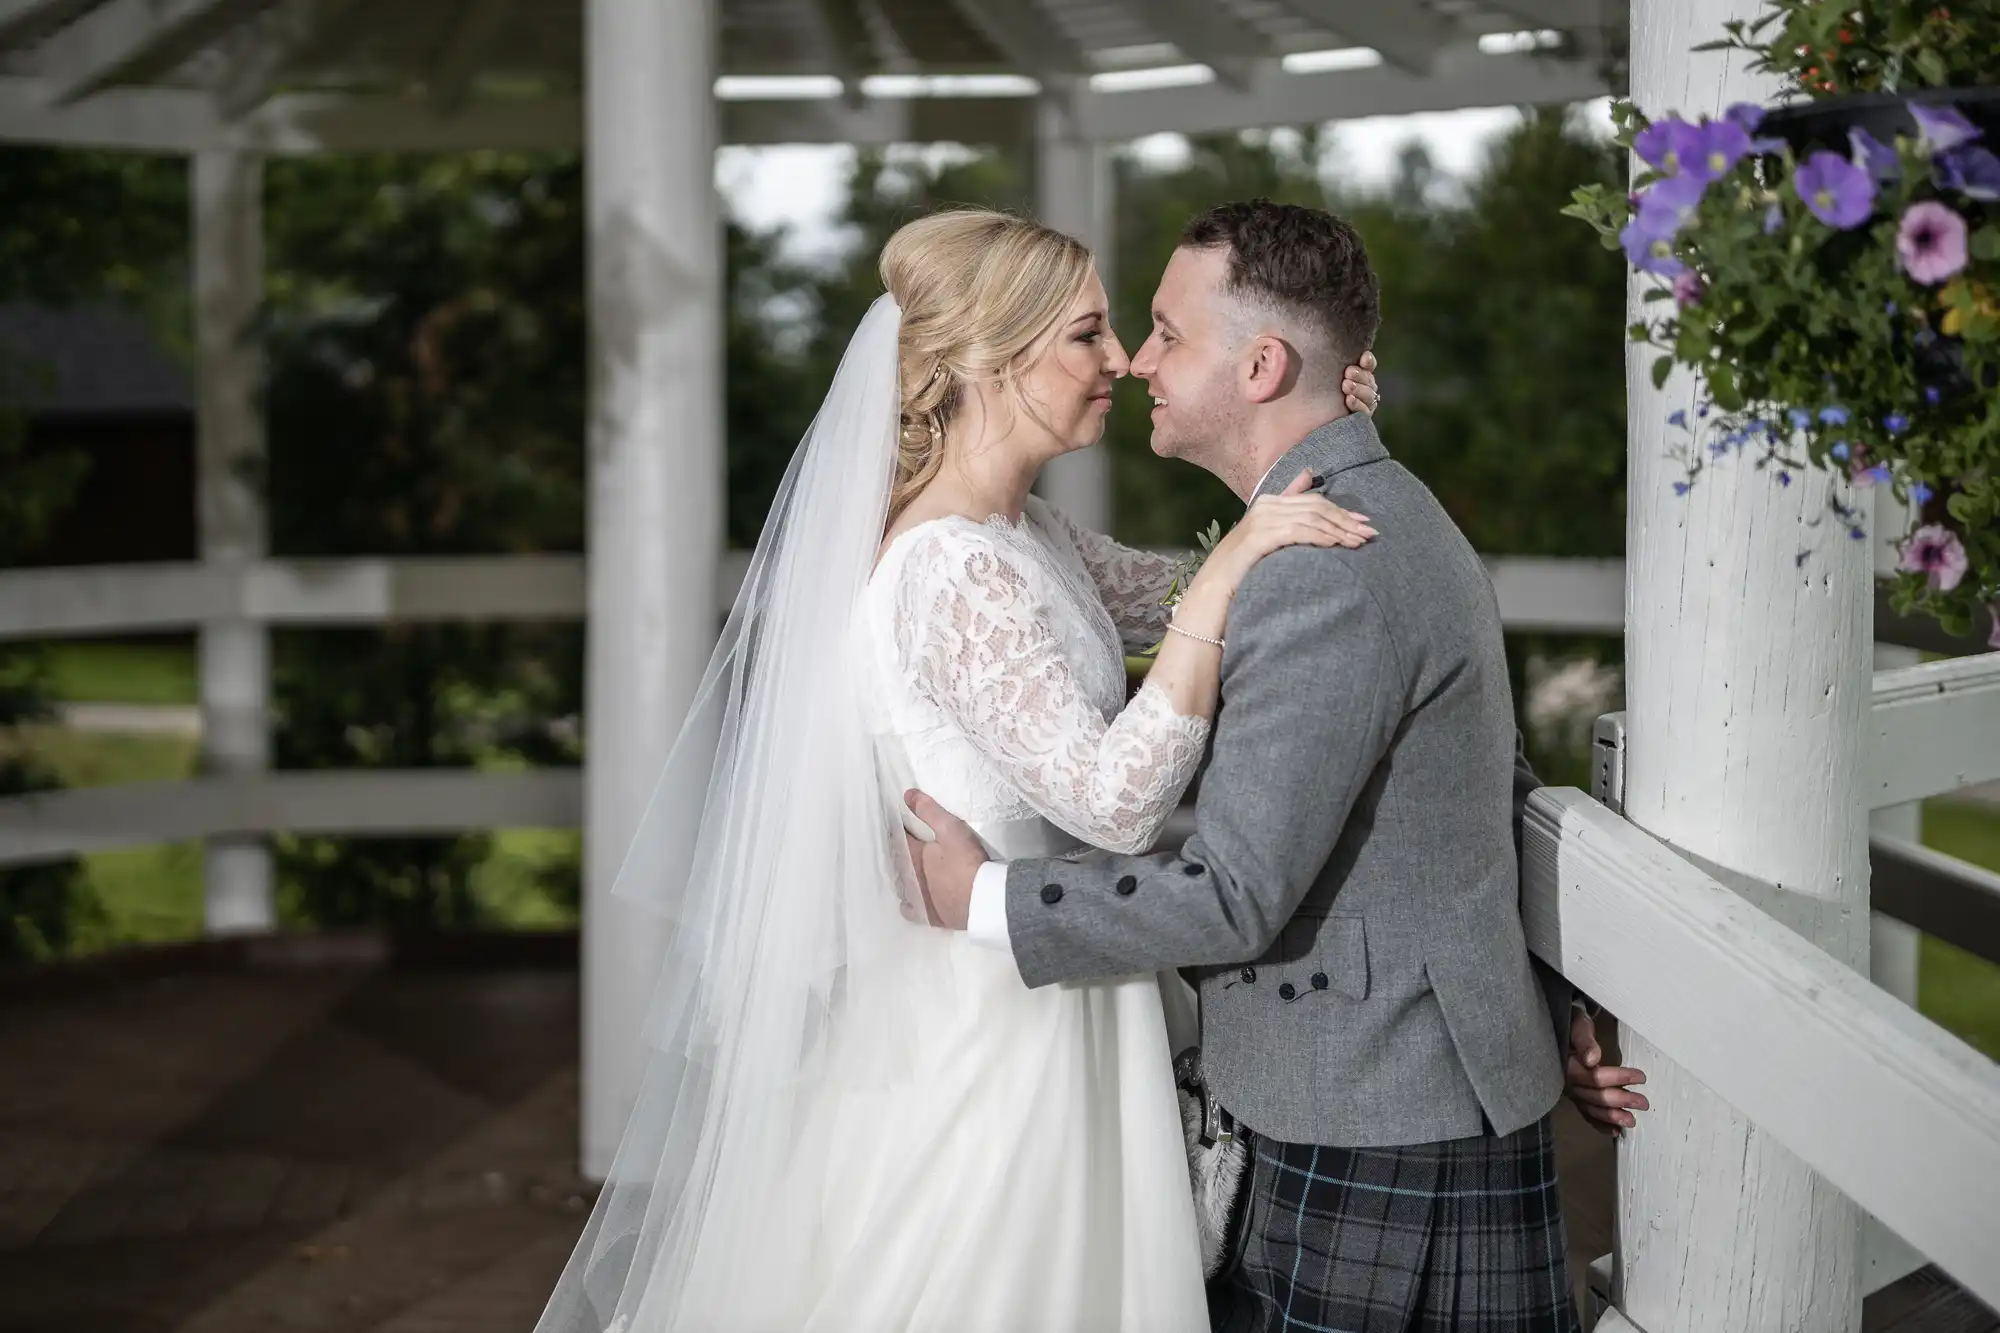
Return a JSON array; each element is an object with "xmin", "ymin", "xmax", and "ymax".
[
  {"xmin": 1039, "ymin": 503, "xmax": 1179, "ymax": 653},
  {"xmin": 892, "ymin": 527, "xmax": 1209, "ymax": 855}
]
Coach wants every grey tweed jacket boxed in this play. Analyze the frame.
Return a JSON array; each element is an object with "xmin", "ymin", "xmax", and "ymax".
[{"xmin": 1004, "ymin": 413, "xmax": 1565, "ymax": 1148}]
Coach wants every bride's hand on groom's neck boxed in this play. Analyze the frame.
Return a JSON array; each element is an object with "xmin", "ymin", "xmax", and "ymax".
[{"xmin": 903, "ymin": 789, "xmax": 983, "ymax": 931}]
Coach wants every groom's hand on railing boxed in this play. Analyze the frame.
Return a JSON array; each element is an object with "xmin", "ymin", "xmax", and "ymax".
[
  {"xmin": 903, "ymin": 789, "xmax": 983, "ymax": 931},
  {"xmin": 1566, "ymin": 1006, "xmax": 1650, "ymax": 1135}
]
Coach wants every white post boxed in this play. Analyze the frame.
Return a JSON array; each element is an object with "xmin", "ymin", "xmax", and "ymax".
[
  {"xmin": 1863, "ymin": 486, "xmax": 1928, "ymax": 1294},
  {"xmin": 1033, "ymin": 92, "xmax": 1114, "ymax": 535},
  {"xmin": 581, "ymin": 0, "xmax": 723, "ymax": 1177},
  {"xmin": 193, "ymin": 149, "xmax": 273, "ymax": 936},
  {"xmin": 1619, "ymin": 0, "xmax": 1867, "ymax": 1327}
]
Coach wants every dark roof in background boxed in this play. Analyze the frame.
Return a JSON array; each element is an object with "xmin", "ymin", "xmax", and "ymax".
[{"xmin": 0, "ymin": 302, "xmax": 192, "ymax": 418}]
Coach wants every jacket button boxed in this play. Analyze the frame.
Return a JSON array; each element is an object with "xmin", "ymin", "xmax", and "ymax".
[
  {"xmin": 1311, "ymin": 972, "xmax": 1329, "ymax": 991},
  {"xmin": 1040, "ymin": 884, "xmax": 1064, "ymax": 905},
  {"xmin": 1240, "ymin": 966, "xmax": 1257, "ymax": 985},
  {"xmin": 1115, "ymin": 875, "xmax": 1138, "ymax": 896},
  {"xmin": 1182, "ymin": 863, "xmax": 1206, "ymax": 877},
  {"xmin": 1278, "ymin": 983, "xmax": 1297, "ymax": 1001}
]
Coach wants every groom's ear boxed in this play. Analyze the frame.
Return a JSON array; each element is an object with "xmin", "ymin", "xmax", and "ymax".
[{"xmin": 1243, "ymin": 334, "xmax": 1300, "ymax": 404}]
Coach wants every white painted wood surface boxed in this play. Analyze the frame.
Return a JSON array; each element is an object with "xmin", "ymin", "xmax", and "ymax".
[
  {"xmin": 0, "ymin": 769, "xmax": 582, "ymax": 865},
  {"xmin": 1869, "ymin": 654, "xmax": 2000, "ymax": 807},
  {"xmin": 1522, "ymin": 788, "xmax": 2000, "ymax": 1313},
  {"xmin": 30, "ymin": 0, "xmax": 244, "ymax": 105},
  {"xmin": 1031, "ymin": 93, "xmax": 1115, "ymax": 538},
  {"xmin": 580, "ymin": 0, "xmax": 722, "ymax": 1182},
  {"xmin": 1275, "ymin": 0, "xmax": 1456, "ymax": 75},
  {"xmin": 1620, "ymin": 0, "xmax": 1870, "ymax": 1324},
  {"xmin": 192, "ymin": 147, "xmax": 273, "ymax": 937},
  {"xmin": 1482, "ymin": 556, "xmax": 1624, "ymax": 633}
]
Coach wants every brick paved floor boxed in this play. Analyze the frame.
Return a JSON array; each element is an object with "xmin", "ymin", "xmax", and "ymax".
[{"xmin": 0, "ymin": 938, "xmax": 1982, "ymax": 1332}]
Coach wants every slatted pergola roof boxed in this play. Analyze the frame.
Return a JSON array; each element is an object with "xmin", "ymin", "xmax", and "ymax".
[{"xmin": 0, "ymin": 0, "xmax": 1625, "ymax": 154}]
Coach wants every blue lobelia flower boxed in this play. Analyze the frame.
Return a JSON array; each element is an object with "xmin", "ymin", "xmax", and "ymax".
[
  {"xmin": 1910, "ymin": 101, "xmax": 1983, "ymax": 155},
  {"xmin": 1883, "ymin": 412, "xmax": 1910, "ymax": 434},
  {"xmin": 1909, "ymin": 481, "xmax": 1935, "ymax": 506},
  {"xmin": 1794, "ymin": 151, "xmax": 1876, "ymax": 229},
  {"xmin": 1936, "ymin": 145, "xmax": 2000, "ymax": 202},
  {"xmin": 1788, "ymin": 406, "xmax": 1813, "ymax": 430},
  {"xmin": 1924, "ymin": 384, "xmax": 1943, "ymax": 405},
  {"xmin": 1667, "ymin": 409, "xmax": 1688, "ymax": 429},
  {"xmin": 1819, "ymin": 405, "xmax": 1851, "ymax": 426},
  {"xmin": 1850, "ymin": 127, "xmax": 1901, "ymax": 185},
  {"xmin": 1672, "ymin": 480, "xmax": 1693, "ymax": 496},
  {"xmin": 1830, "ymin": 441, "xmax": 1851, "ymax": 460},
  {"xmin": 1778, "ymin": 470, "xmax": 1793, "ymax": 486},
  {"xmin": 1885, "ymin": 299, "xmax": 1899, "ymax": 315}
]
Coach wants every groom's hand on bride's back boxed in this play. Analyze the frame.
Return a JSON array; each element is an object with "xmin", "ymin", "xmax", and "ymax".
[{"xmin": 902, "ymin": 790, "xmax": 983, "ymax": 931}]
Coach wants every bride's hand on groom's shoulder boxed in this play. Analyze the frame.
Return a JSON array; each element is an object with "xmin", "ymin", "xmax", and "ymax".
[{"xmin": 902, "ymin": 790, "xmax": 983, "ymax": 931}]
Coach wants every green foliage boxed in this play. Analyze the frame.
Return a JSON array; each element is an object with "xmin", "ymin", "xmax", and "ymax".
[
  {"xmin": 1567, "ymin": 73, "xmax": 1999, "ymax": 634},
  {"xmin": 1698, "ymin": 0, "xmax": 2000, "ymax": 98}
]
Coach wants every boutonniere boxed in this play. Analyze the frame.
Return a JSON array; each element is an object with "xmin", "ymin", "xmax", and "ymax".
[{"xmin": 1161, "ymin": 519, "xmax": 1225, "ymax": 616}]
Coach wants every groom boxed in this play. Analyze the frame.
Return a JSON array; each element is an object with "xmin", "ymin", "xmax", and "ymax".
[{"xmin": 907, "ymin": 201, "xmax": 1588, "ymax": 1331}]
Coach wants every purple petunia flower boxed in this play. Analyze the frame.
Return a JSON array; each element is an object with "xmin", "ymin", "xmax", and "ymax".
[
  {"xmin": 1899, "ymin": 524, "xmax": 1968, "ymax": 591},
  {"xmin": 1620, "ymin": 218, "xmax": 1684, "ymax": 277},
  {"xmin": 1850, "ymin": 127, "xmax": 1901, "ymax": 184},
  {"xmin": 1695, "ymin": 119, "xmax": 1755, "ymax": 179},
  {"xmin": 1819, "ymin": 406, "xmax": 1850, "ymax": 426},
  {"xmin": 1724, "ymin": 102, "xmax": 1765, "ymax": 133},
  {"xmin": 1936, "ymin": 145, "xmax": 2000, "ymax": 202},
  {"xmin": 1908, "ymin": 481, "xmax": 1934, "ymax": 507},
  {"xmin": 1910, "ymin": 102, "xmax": 1982, "ymax": 155},
  {"xmin": 1636, "ymin": 117, "xmax": 1707, "ymax": 178},
  {"xmin": 1673, "ymin": 269, "xmax": 1705, "ymax": 308},
  {"xmin": 1794, "ymin": 151, "xmax": 1876, "ymax": 228},
  {"xmin": 1883, "ymin": 412, "xmax": 1910, "ymax": 435},
  {"xmin": 1897, "ymin": 201, "xmax": 1970, "ymax": 285},
  {"xmin": 1620, "ymin": 174, "xmax": 1706, "ymax": 276}
]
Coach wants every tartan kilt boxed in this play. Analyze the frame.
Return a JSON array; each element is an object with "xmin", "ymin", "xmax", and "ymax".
[{"xmin": 1207, "ymin": 1111, "xmax": 1579, "ymax": 1333}]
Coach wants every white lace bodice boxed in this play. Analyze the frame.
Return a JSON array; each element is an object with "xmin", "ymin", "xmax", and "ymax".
[{"xmin": 856, "ymin": 496, "xmax": 1206, "ymax": 857}]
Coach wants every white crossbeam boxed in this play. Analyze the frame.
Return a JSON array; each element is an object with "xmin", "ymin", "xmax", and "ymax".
[
  {"xmin": 945, "ymin": 0, "xmax": 1087, "ymax": 80},
  {"xmin": 32, "ymin": 0, "xmax": 262, "ymax": 105},
  {"xmin": 0, "ymin": 0, "xmax": 99, "ymax": 48},
  {"xmin": 213, "ymin": 0, "xmax": 371, "ymax": 119},
  {"xmin": 1102, "ymin": 0, "xmax": 1267, "ymax": 90},
  {"xmin": 0, "ymin": 769, "xmax": 582, "ymax": 865},
  {"xmin": 1275, "ymin": 0, "xmax": 1459, "ymax": 76},
  {"xmin": 1521, "ymin": 786, "xmax": 2000, "ymax": 1311},
  {"xmin": 1869, "ymin": 654, "xmax": 2000, "ymax": 807}
]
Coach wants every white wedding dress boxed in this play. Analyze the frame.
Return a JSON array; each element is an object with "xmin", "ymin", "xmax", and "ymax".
[{"xmin": 750, "ymin": 495, "xmax": 1210, "ymax": 1331}]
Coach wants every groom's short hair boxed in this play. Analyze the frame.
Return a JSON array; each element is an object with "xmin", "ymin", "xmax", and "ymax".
[{"xmin": 1180, "ymin": 200, "xmax": 1381, "ymax": 381}]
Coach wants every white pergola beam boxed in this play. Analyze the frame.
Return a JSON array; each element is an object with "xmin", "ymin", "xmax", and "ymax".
[
  {"xmin": 33, "ymin": 0, "xmax": 263, "ymax": 105},
  {"xmin": 214, "ymin": 0, "xmax": 372, "ymax": 119},
  {"xmin": 1103, "ymin": 0, "xmax": 1266, "ymax": 91},
  {"xmin": 1276, "ymin": 0, "xmax": 1457, "ymax": 76},
  {"xmin": 425, "ymin": 0, "xmax": 517, "ymax": 116},
  {"xmin": 1489, "ymin": 0, "xmax": 1605, "ymax": 29},
  {"xmin": 945, "ymin": 0, "xmax": 1087, "ymax": 79},
  {"xmin": 0, "ymin": 0, "xmax": 97, "ymax": 48}
]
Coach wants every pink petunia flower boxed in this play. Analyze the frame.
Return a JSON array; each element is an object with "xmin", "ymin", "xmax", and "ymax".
[
  {"xmin": 1899, "ymin": 524, "xmax": 1968, "ymax": 591},
  {"xmin": 1897, "ymin": 201, "xmax": 1969, "ymax": 285},
  {"xmin": 1672, "ymin": 269, "xmax": 1705, "ymax": 308}
]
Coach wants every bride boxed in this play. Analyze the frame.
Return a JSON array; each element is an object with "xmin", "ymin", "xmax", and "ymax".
[{"xmin": 536, "ymin": 209, "xmax": 1379, "ymax": 1332}]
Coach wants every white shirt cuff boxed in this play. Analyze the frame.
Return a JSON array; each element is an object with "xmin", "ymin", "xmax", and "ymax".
[{"xmin": 966, "ymin": 861, "xmax": 1013, "ymax": 950}]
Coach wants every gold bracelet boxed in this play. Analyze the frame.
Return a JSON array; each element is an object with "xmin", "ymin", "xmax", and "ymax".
[{"xmin": 1166, "ymin": 622, "xmax": 1225, "ymax": 650}]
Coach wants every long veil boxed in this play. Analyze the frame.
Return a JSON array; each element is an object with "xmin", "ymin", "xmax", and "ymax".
[{"xmin": 536, "ymin": 295, "xmax": 935, "ymax": 1331}]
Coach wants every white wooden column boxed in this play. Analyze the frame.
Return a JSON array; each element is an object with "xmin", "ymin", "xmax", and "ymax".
[
  {"xmin": 193, "ymin": 149, "xmax": 273, "ymax": 936},
  {"xmin": 1033, "ymin": 92, "xmax": 1114, "ymax": 535},
  {"xmin": 581, "ymin": 0, "xmax": 723, "ymax": 1177},
  {"xmin": 1619, "ymin": 0, "xmax": 1867, "ymax": 1326}
]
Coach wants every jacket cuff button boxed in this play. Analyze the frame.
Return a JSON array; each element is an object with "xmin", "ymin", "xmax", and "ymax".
[
  {"xmin": 1114, "ymin": 875, "xmax": 1138, "ymax": 896},
  {"xmin": 1310, "ymin": 972, "xmax": 1329, "ymax": 991},
  {"xmin": 1239, "ymin": 966, "xmax": 1257, "ymax": 985},
  {"xmin": 1039, "ymin": 884, "xmax": 1064, "ymax": 905},
  {"xmin": 1278, "ymin": 983, "xmax": 1297, "ymax": 1001}
]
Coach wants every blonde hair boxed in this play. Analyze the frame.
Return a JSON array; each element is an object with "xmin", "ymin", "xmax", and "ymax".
[{"xmin": 878, "ymin": 209, "xmax": 1094, "ymax": 526}]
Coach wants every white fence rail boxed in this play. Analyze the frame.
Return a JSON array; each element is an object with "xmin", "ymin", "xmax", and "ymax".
[
  {"xmin": 1521, "ymin": 786, "xmax": 2000, "ymax": 1309},
  {"xmin": 1869, "ymin": 654, "xmax": 2000, "ymax": 809}
]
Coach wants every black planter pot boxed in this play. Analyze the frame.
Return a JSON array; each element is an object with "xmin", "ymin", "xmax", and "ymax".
[{"xmin": 1760, "ymin": 85, "xmax": 2000, "ymax": 155}]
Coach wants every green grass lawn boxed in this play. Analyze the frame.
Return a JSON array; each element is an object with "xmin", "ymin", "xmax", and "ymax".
[
  {"xmin": 39, "ymin": 638, "xmax": 198, "ymax": 706},
  {"xmin": 1912, "ymin": 800, "xmax": 2000, "ymax": 1058}
]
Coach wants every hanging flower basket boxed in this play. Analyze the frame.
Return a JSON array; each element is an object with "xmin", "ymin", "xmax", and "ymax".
[{"xmin": 1565, "ymin": 0, "xmax": 2000, "ymax": 644}]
